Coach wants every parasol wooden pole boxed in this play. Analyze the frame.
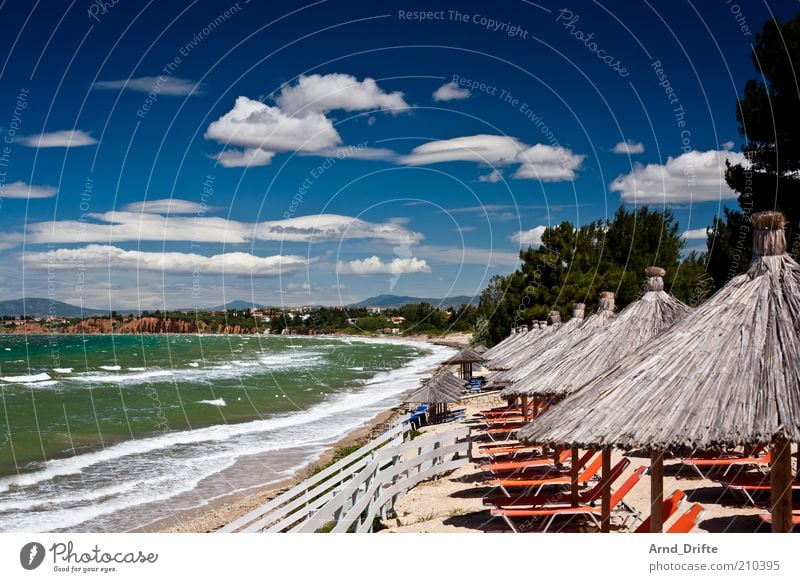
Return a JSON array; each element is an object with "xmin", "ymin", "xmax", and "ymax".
[
  {"xmin": 650, "ymin": 451, "xmax": 664, "ymax": 533},
  {"xmin": 770, "ymin": 439, "xmax": 793, "ymax": 533},
  {"xmin": 601, "ymin": 449, "xmax": 612, "ymax": 532},
  {"xmin": 521, "ymin": 395, "xmax": 529, "ymax": 422},
  {"xmin": 570, "ymin": 447, "xmax": 580, "ymax": 506}
]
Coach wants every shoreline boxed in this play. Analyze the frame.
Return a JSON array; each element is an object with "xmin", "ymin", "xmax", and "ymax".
[
  {"xmin": 148, "ymin": 405, "xmax": 409, "ymax": 533},
  {"xmin": 143, "ymin": 333, "xmax": 469, "ymax": 533}
]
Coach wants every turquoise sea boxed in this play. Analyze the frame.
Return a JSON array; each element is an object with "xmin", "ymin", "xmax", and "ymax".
[{"xmin": 0, "ymin": 334, "xmax": 452, "ymax": 532}]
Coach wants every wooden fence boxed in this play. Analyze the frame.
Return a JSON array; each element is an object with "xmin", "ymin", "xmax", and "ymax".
[{"xmin": 219, "ymin": 418, "xmax": 469, "ymax": 533}]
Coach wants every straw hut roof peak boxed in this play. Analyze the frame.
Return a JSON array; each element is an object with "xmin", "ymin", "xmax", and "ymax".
[
  {"xmin": 521, "ymin": 211, "xmax": 800, "ymax": 450},
  {"xmin": 443, "ymin": 347, "xmax": 483, "ymax": 364},
  {"xmin": 406, "ymin": 370, "xmax": 465, "ymax": 403}
]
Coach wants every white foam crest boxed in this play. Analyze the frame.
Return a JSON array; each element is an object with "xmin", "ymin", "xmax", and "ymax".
[
  {"xmin": 1, "ymin": 372, "xmax": 51, "ymax": 383},
  {"xmin": 53, "ymin": 368, "xmax": 73, "ymax": 373},
  {"xmin": 198, "ymin": 398, "xmax": 226, "ymax": 407},
  {"xmin": 99, "ymin": 365, "xmax": 121, "ymax": 371}
]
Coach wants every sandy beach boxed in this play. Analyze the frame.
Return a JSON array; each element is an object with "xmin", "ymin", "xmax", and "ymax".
[
  {"xmin": 151, "ymin": 332, "xmax": 472, "ymax": 533},
  {"xmin": 378, "ymin": 393, "xmax": 768, "ymax": 533}
]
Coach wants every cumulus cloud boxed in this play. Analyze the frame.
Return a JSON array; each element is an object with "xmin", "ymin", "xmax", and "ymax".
[
  {"xmin": 721, "ymin": 141, "xmax": 735, "ymax": 151},
  {"xmin": 432, "ymin": 81, "xmax": 471, "ymax": 102},
  {"xmin": 609, "ymin": 149, "xmax": 747, "ymax": 204},
  {"xmin": 275, "ymin": 73, "xmax": 409, "ymax": 115},
  {"xmin": 93, "ymin": 76, "xmax": 200, "ymax": 96},
  {"xmin": 213, "ymin": 148, "xmax": 275, "ymax": 168},
  {"xmin": 399, "ymin": 135, "xmax": 584, "ymax": 182},
  {"xmin": 120, "ymin": 199, "xmax": 211, "ymax": 214},
  {"xmin": 399, "ymin": 134, "xmax": 526, "ymax": 166},
  {"xmin": 25, "ymin": 212, "xmax": 422, "ymax": 246},
  {"xmin": 336, "ymin": 256, "xmax": 430, "ymax": 275},
  {"xmin": 24, "ymin": 245, "xmax": 308, "ymax": 277},
  {"xmin": 19, "ymin": 130, "xmax": 97, "ymax": 148},
  {"xmin": 1, "ymin": 181, "xmax": 57, "ymax": 199},
  {"xmin": 205, "ymin": 96, "xmax": 341, "ymax": 154},
  {"xmin": 611, "ymin": 139, "xmax": 645, "ymax": 154},
  {"xmin": 681, "ymin": 228, "xmax": 709, "ymax": 240},
  {"xmin": 510, "ymin": 225, "xmax": 547, "ymax": 247},
  {"xmin": 514, "ymin": 145, "xmax": 585, "ymax": 181},
  {"xmin": 478, "ymin": 169, "xmax": 503, "ymax": 183}
]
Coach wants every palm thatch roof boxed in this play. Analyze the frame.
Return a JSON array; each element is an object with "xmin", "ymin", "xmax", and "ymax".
[
  {"xmin": 443, "ymin": 347, "xmax": 484, "ymax": 364},
  {"xmin": 406, "ymin": 371, "xmax": 466, "ymax": 403},
  {"xmin": 485, "ymin": 313, "xmax": 563, "ymax": 370},
  {"xmin": 520, "ymin": 211, "xmax": 800, "ymax": 450},
  {"xmin": 497, "ymin": 293, "xmax": 618, "ymax": 394},
  {"xmin": 473, "ymin": 344, "xmax": 489, "ymax": 354},
  {"xmin": 486, "ymin": 305, "xmax": 584, "ymax": 378},
  {"xmin": 512, "ymin": 268, "xmax": 689, "ymax": 400},
  {"xmin": 482, "ymin": 326, "xmax": 527, "ymax": 360}
]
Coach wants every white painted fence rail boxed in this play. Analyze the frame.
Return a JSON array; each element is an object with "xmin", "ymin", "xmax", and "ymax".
[{"xmin": 219, "ymin": 418, "xmax": 469, "ymax": 533}]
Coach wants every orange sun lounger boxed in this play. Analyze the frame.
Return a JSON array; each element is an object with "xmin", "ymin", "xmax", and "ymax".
[
  {"xmin": 489, "ymin": 466, "xmax": 647, "ymax": 532},
  {"xmin": 665, "ymin": 504, "xmax": 705, "ymax": 533},
  {"xmin": 634, "ymin": 490, "xmax": 687, "ymax": 533},
  {"xmin": 679, "ymin": 451, "xmax": 771, "ymax": 478},
  {"xmin": 713, "ymin": 472, "xmax": 800, "ymax": 505},
  {"xmin": 481, "ymin": 448, "xmax": 580, "ymax": 473},
  {"xmin": 484, "ymin": 458, "xmax": 631, "ymax": 508}
]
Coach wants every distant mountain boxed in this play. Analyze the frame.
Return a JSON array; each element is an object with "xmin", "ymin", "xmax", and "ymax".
[
  {"xmin": 349, "ymin": 294, "xmax": 478, "ymax": 309},
  {"xmin": 207, "ymin": 300, "xmax": 267, "ymax": 311},
  {"xmin": 0, "ymin": 298, "xmax": 109, "ymax": 318}
]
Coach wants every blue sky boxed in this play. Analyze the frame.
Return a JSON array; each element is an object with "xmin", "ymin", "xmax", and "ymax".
[{"xmin": 0, "ymin": 0, "xmax": 794, "ymax": 310}]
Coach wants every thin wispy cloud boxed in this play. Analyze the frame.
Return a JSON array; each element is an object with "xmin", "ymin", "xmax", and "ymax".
[
  {"xmin": 93, "ymin": 76, "xmax": 201, "ymax": 96},
  {"xmin": 19, "ymin": 130, "xmax": 97, "ymax": 148},
  {"xmin": 1, "ymin": 181, "xmax": 57, "ymax": 199}
]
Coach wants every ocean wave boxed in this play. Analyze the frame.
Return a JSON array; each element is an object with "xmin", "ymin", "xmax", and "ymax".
[
  {"xmin": 197, "ymin": 398, "xmax": 226, "ymax": 406},
  {"xmin": 53, "ymin": 368, "xmax": 73, "ymax": 373},
  {"xmin": 99, "ymin": 365, "xmax": 121, "ymax": 371},
  {"xmin": 1, "ymin": 372, "xmax": 51, "ymax": 383},
  {"xmin": 0, "ymin": 338, "xmax": 455, "ymax": 531}
]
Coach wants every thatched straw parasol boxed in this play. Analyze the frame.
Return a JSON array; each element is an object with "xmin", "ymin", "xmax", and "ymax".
[
  {"xmin": 473, "ymin": 344, "xmax": 489, "ymax": 355},
  {"xmin": 513, "ymin": 268, "xmax": 689, "ymax": 399},
  {"xmin": 443, "ymin": 347, "xmax": 484, "ymax": 380},
  {"xmin": 485, "ymin": 314, "xmax": 562, "ymax": 371},
  {"xmin": 406, "ymin": 371, "xmax": 465, "ymax": 403},
  {"xmin": 498, "ymin": 293, "xmax": 618, "ymax": 394},
  {"xmin": 521, "ymin": 211, "xmax": 800, "ymax": 532},
  {"xmin": 487, "ymin": 307, "xmax": 580, "ymax": 372},
  {"xmin": 482, "ymin": 325, "xmax": 527, "ymax": 360}
]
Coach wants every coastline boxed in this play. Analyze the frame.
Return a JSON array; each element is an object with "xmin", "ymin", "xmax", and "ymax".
[{"xmin": 144, "ymin": 333, "xmax": 470, "ymax": 533}]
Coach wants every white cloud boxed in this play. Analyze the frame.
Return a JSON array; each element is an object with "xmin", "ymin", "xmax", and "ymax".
[
  {"xmin": 510, "ymin": 225, "xmax": 547, "ymax": 247},
  {"xmin": 400, "ymin": 135, "xmax": 583, "ymax": 182},
  {"xmin": 681, "ymin": 228, "xmax": 708, "ymax": 240},
  {"xmin": 120, "ymin": 199, "xmax": 211, "ymax": 214},
  {"xmin": 400, "ymin": 134, "xmax": 526, "ymax": 166},
  {"xmin": 336, "ymin": 256, "xmax": 430, "ymax": 275},
  {"xmin": 25, "ymin": 212, "xmax": 422, "ymax": 246},
  {"xmin": 432, "ymin": 81, "xmax": 471, "ymax": 102},
  {"xmin": 24, "ymin": 245, "xmax": 308, "ymax": 277},
  {"xmin": 609, "ymin": 149, "xmax": 747, "ymax": 204},
  {"xmin": 721, "ymin": 141, "xmax": 735, "ymax": 151},
  {"xmin": 93, "ymin": 76, "xmax": 200, "ymax": 96},
  {"xmin": 213, "ymin": 148, "xmax": 275, "ymax": 168},
  {"xmin": 205, "ymin": 96, "xmax": 341, "ymax": 153},
  {"xmin": 478, "ymin": 169, "xmax": 503, "ymax": 183},
  {"xmin": 611, "ymin": 139, "xmax": 645, "ymax": 154},
  {"xmin": 514, "ymin": 144, "xmax": 585, "ymax": 181},
  {"xmin": 19, "ymin": 130, "xmax": 97, "ymax": 148},
  {"xmin": 275, "ymin": 74, "xmax": 409, "ymax": 115},
  {"xmin": 0, "ymin": 181, "xmax": 57, "ymax": 199}
]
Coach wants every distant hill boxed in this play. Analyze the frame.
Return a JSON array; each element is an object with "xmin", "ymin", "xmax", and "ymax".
[
  {"xmin": 349, "ymin": 294, "xmax": 478, "ymax": 309},
  {"xmin": 0, "ymin": 298, "xmax": 109, "ymax": 318},
  {"xmin": 207, "ymin": 300, "xmax": 267, "ymax": 311}
]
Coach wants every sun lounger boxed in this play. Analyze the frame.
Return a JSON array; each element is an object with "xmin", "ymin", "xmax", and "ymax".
[
  {"xmin": 483, "ymin": 458, "xmax": 631, "ymax": 508},
  {"xmin": 489, "ymin": 465, "xmax": 646, "ymax": 532},
  {"xmin": 713, "ymin": 472, "xmax": 800, "ymax": 505},
  {"xmin": 679, "ymin": 451, "xmax": 771, "ymax": 478},
  {"xmin": 757, "ymin": 512, "xmax": 800, "ymax": 526},
  {"xmin": 634, "ymin": 490, "xmax": 686, "ymax": 533},
  {"xmin": 481, "ymin": 448, "xmax": 580, "ymax": 473},
  {"xmin": 665, "ymin": 504, "xmax": 704, "ymax": 533}
]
